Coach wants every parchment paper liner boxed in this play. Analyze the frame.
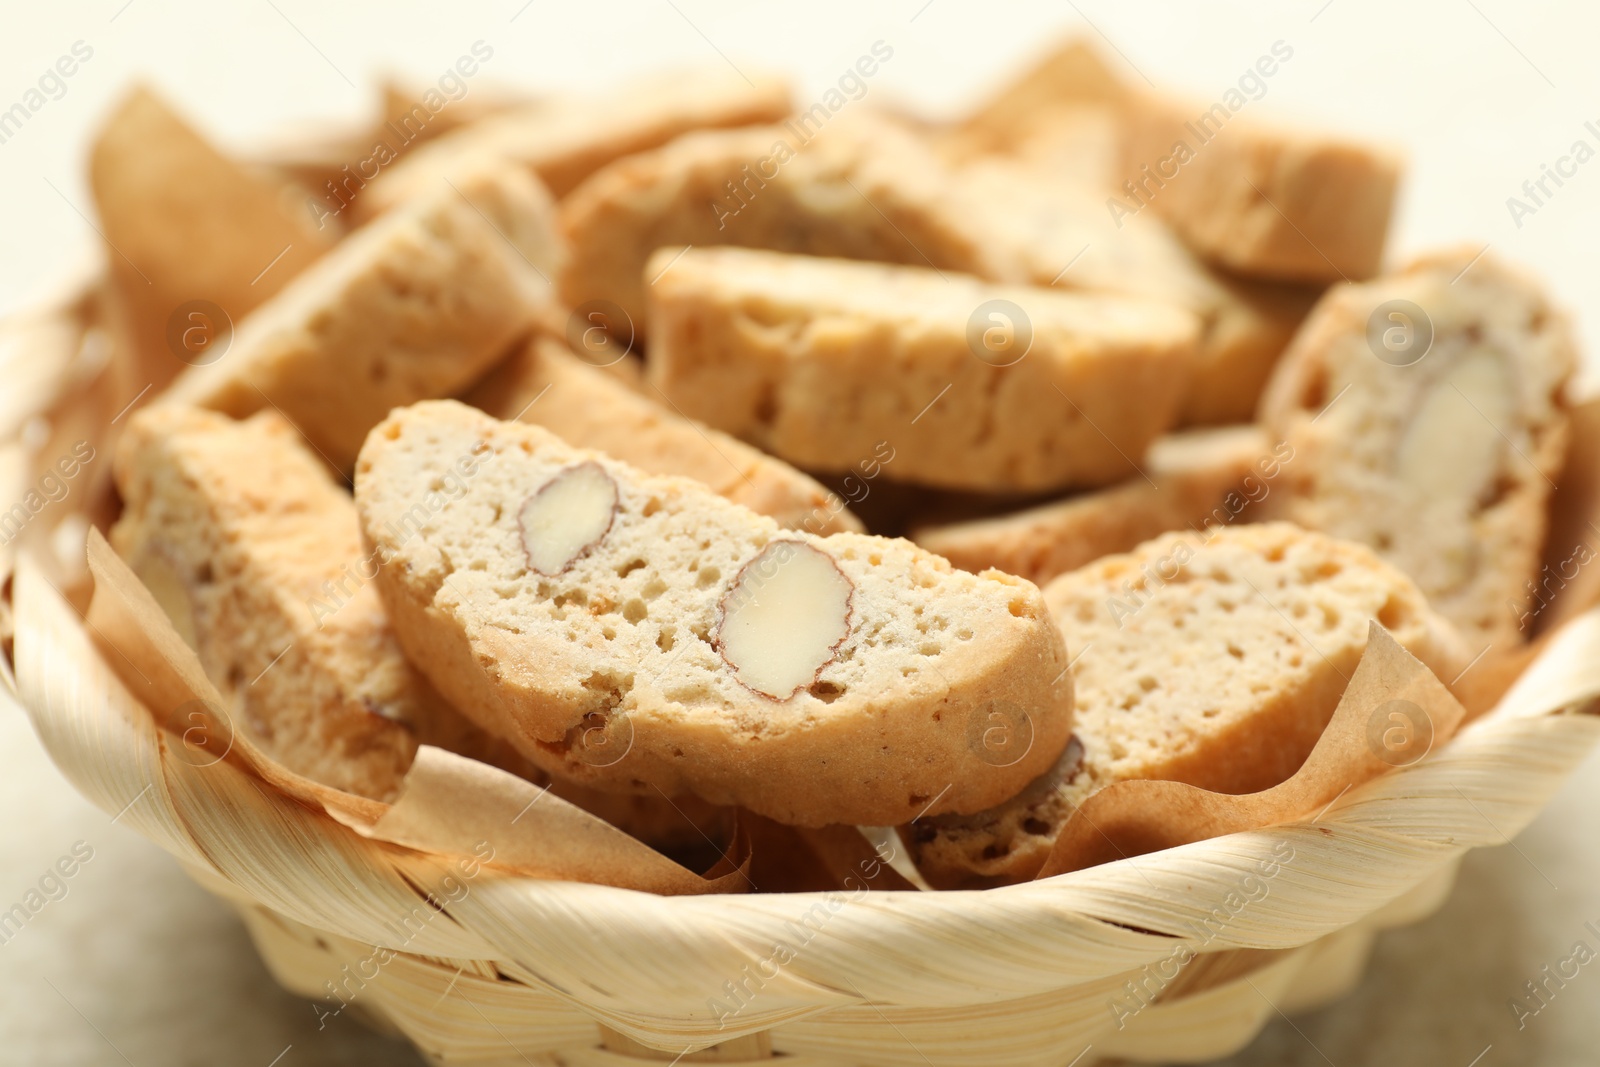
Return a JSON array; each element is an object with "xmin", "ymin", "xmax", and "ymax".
[{"xmin": 81, "ymin": 529, "xmax": 750, "ymax": 896}]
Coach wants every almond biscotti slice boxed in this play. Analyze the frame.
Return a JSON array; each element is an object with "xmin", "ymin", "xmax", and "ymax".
[
  {"xmin": 110, "ymin": 406, "xmax": 529, "ymax": 801},
  {"xmin": 464, "ymin": 335, "xmax": 861, "ymax": 535},
  {"xmin": 958, "ymin": 160, "xmax": 1321, "ymax": 425},
  {"xmin": 646, "ymin": 247, "xmax": 1199, "ymax": 493},
  {"xmin": 354, "ymin": 400, "xmax": 1074, "ymax": 827},
  {"xmin": 558, "ymin": 115, "xmax": 1021, "ymax": 339},
  {"xmin": 156, "ymin": 158, "xmax": 561, "ymax": 471},
  {"xmin": 1258, "ymin": 248, "xmax": 1576, "ymax": 651},
  {"xmin": 1117, "ymin": 92, "xmax": 1400, "ymax": 283},
  {"xmin": 356, "ymin": 66, "xmax": 791, "ymax": 217},
  {"xmin": 907, "ymin": 522, "xmax": 1468, "ymax": 887},
  {"xmin": 90, "ymin": 86, "xmax": 334, "ymax": 389},
  {"xmin": 911, "ymin": 425, "xmax": 1279, "ymax": 585}
]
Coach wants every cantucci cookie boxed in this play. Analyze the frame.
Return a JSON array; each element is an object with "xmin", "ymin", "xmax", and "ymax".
[
  {"xmin": 1258, "ymin": 248, "xmax": 1576, "ymax": 650},
  {"xmin": 110, "ymin": 406, "xmax": 529, "ymax": 801},
  {"xmin": 354, "ymin": 400, "xmax": 1074, "ymax": 827},
  {"xmin": 912, "ymin": 425, "xmax": 1280, "ymax": 584},
  {"xmin": 90, "ymin": 86, "xmax": 334, "ymax": 388},
  {"xmin": 1009, "ymin": 103, "xmax": 1126, "ymax": 191},
  {"xmin": 940, "ymin": 38, "xmax": 1126, "ymax": 163},
  {"xmin": 464, "ymin": 335, "xmax": 862, "ymax": 534},
  {"xmin": 558, "ymin": 116, "xmax": 1019, "ymax": 338},
  {"xmin": 645, "ymin": 247, "xmax": 1199, "ymax": 493},
  {"xmin": 958, "ymin": 160, "xmax": 1321, "ymax": 425},
  {"xmin": 356, "ymin": 66, "xmax": 791, "ymax": 217},
  {"xmin": 908, "ymin": 522, "xmax": 1468, "ymax": 887},
  {"xmin": 1118, "ymin": 91, "xmax": 1400, "ymax": 283},
  {"xmin": 156, "ymin": 158, "xmax": 561, "ymax": 471}
]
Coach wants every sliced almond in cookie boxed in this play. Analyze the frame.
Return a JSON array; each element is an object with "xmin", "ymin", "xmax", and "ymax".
[
  {"xmin": 646, "ymin": 246, "xmax": 1199, "ymax": 493},
  {"xmin": 716, "ymin": 541, "xmax": 854, "ymax": 699},
  {"xmin": 907, "ymin": 522, "xmax": 1468, "ymax": 888},
  {"xmin": 156, "ymin": 158, "xmax": 562, "ymax": 470},
  {"xmin": 1259, "ymin": 247, "xmax": 1576, "ymax": 649},
  {"xmin": 518, "ymin": 462, "xmax": 619, "ymax": 575},
  {"xmin": 355, "ymin": 399, "xmax": 1075, "ymax": 827},
  {"xmin": 464, "ymin": 335, "xmax": 861, "ymax": 534}
]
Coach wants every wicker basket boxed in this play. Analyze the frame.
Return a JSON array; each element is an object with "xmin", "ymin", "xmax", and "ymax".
[{"xmin": 6, "ymin": 271, "xmax": 1600, "ymax": 1067}]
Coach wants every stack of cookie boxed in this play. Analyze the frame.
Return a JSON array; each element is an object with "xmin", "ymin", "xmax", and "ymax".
[{"xmin": 89, "ymin": 39, "xmax": 1580, "ymax": 888}]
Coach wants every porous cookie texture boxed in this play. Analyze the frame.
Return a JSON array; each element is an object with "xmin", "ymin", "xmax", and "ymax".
[
  {"xmin": 912, "ymin": 425, "xmax": 1279, "ymax": 585},
  {"xmin": 354, "ymin": 400, "xmax": 1075, "ymax": 827},
  {"xmin": 110, "ymin": 406, "xmax": 529, "ymax": 801},
  {"xmin": 558, "ymin": 115, "xmax": 1020, "ymax": 339},
  {"xmin": 358, "ymin": 66, "xmax": 792, "ymax": 214},
  {"xmin": 908, "ymin": 522, "xmax": 1468, "ymax": 887},
  {"xmin": 646, "ymin": 247, "xmax": 1199, "ymax": 493},
  {"xmin": 158, "ymin": 158, "xmax": 561, "ymax": 470},
  {"xmin": 1259, "ymin": 248, "xmax": 1576, "ymax": 650},
  {"xmin": 464, "ymin": 335, "xmax": 861, "ymax": 534}
]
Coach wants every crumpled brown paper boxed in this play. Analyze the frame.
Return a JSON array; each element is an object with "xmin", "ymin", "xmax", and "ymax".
[{"xmin": 83, "ymin": 528, "xmax": 749, "ymax": 895}]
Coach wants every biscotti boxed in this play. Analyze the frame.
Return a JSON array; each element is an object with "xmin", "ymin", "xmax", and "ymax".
[
  {"xmin": 558, "ymin": 116, "xmax": 1019, "ymax": 338},
  {"xmin": 908, "ymin": 522, "xmax": 1468, "ymax": 887},
  {"xmin": 155, "ymin": 159, "xmax": 561, "ymax": 471},
  {"xmin": 464, "ymin": 335, "xmax": 862, "ymax": 534},
  {"xmin": 110, "ymin": 406, "xmax": 526, "ymax": 801},
  {"xmin": 354, "ymin": 400, "xmax": 1074, "ymax": 827},
  {"xmin": 1009, "ymin": 104, "xmax": 1126, "ymax": 191},
  {"xmin": 356, "ymin": 66, "xmax": 792, "ymax": 218},
  {"xmin": 942, "ymin": 38, "xmax": 1126, "ymax": 163},
  {"xmin": 1118, "ymin": 92, "xmax": 1400, "ymax": 283},
  {"xmin": 90, "ymin": 86, "xmax": 334, "ymax": 388},
  {"xmin": 558, "ymin": 112, "xmax": 1314, "ymax": 428},
  {"xmin": 911, "ymin": 425, "xmax": 1279, "ymax": 584},
  {"xmin": 958, "ymin": 160, "xmax": 1321, "ymax": 425},
  {"xmin": 1258, "ymin": 248, "xmax": 1576, "ymax": 650},
  {"xmin": 646, "ymin": 247, "xmax": 1200, "ymax": 492}
]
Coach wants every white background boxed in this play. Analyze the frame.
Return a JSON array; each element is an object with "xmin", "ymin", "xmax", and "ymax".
[{"xmin": 2, "ymin": 1, "xmax": 1598, "ymax": 1064}]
